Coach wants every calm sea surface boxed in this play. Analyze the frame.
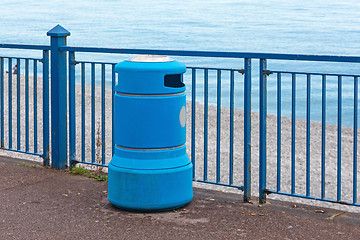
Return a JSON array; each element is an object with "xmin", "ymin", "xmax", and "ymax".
[{"xmin": 1, "ymin": 0, "xmax": 360, "ymax": 126}]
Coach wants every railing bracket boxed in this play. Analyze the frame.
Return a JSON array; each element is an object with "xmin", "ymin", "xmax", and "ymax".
[
  {"xmin": 238, "ymin": 69, "xmax": 245, "ymax": 75},
  {"xmin": 263, "ymin": 70, "xmax": 273, "ymax": 76}
]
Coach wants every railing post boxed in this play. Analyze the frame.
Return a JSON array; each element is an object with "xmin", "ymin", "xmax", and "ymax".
[
  {"xmin": 69, "ymin": 51, "xmax": 76, "ymax": 167},
  {"xmin": 243, "ymin": 58, "xmax": 252, "ymax": 202},
  {"xmin": 259, "ymin": 59, "xmax": 267, "ymax": 204},
  {"xmin": 42, "ymin": 50, "xmax": 50, "ymax": 166},
  {"xmin": 0, "ymin": 57, "xmax": 3, "ymax": 148},
  {"xmin": 47, "ymin": 25, "xmax": 70, "ymax": 169}
]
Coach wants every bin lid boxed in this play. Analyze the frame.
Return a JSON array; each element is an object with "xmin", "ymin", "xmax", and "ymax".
[
  {"xmin": 128, "ymin": 55, "xmax": 174, "ymax": 63},
  {"xmin": 115, "ymin": 55, "xmax": 186, "ymax": 95}
]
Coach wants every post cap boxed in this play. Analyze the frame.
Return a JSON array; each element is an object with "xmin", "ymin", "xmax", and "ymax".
[{"xmin": 47, "ymin": 25, "xmax": 70, "ymax": 37}]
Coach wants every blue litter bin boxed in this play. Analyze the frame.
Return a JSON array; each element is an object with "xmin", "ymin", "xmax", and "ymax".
[{"xmin": 108, "ymin": 55, "xmax": 193, "ymax": 211}]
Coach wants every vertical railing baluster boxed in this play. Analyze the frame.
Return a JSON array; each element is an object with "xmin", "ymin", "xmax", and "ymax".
[
  {"xmin": 337, "ymin": 75, "xmax": 342, "ymax": 202},
  {"xmin": 81, "ymin": 63, "xmax": 85, "ymax": 162},
  {"xmin": 112, "ymin": 64, "xmax": 115, "ymax": 157},
  {"xmin": 69, "ymin": 51, "xmax": 76, "ymax": 166},
  {"xmin": 191, "ymin": 68, "xmax": 196, "ymax": 178},
  {"xmin": 25, "ymin": 59, "xmax": 29, "ymax": 152},
  {"xmin": 291, "ymin": 73, "xmax": 296, "ymax": 194},
  {"xmin": 42, "ymin": 51, "xmax": 49, "ymax": 166},
  {"xmin": 276, "ymin": 73, "xmax": 281, "ymax": 192},
  {"xmin": 91, "ymin": 63, "xmax": 96, "ymax": 164},
  {"xmin": 0, "ymin": 57, "xmax": 3, "ymax": 148},
  {"xmin": 306, "ymin": 74, "xmax": 311, "ymax": 196},
  {"xmin": 244, "ymin": 58, "xmax": 252, "ymax": 202},
  {"xmin": 353, "ymin": 76, "xmax": 358, "ymax": 204},
  {"xmin": 229, "ymin": 70, "xmax": 234, "ymax": 185},
  {"xmin": 33, "ymin": 60, "xmax": 38, "ymax": 154},
  {"xmin": 8, "ymin": 58, "xmax": 12, "ymax": 149},
  {"xmin": 101, "ymin": 64, "xmax": 106, "ymax": 165},
  {"xmin": 204, "ymin": 69, "xmax": 208, "ymax": 181},
  {"xmin": 321, "ymin": 75, "xmax": 326, "ymax": 199},
  {"xmin": 16, "ymin": 59, "xmax": 20, "ymax": 150},
  {"xmin": 216, "ymin": 70, "xmax": 221, "ymax": 183},
  {"xmin": 259, "ymin": 59, "xmax": 267, "ymax": 203}
]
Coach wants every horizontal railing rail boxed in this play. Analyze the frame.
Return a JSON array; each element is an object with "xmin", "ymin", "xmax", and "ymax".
[
  {"xmin": 0, "ymin": 56, "xmax": 43, "ymax": 61},
  {"xmin": 0, "ymin": 43, "xmax": 51, "ymax": 51},
  {"xmin": 269, "ymin": 70, "xmax": 360, "ymax": 78},
  {"xmin": 61, "ymin": 46, "xmax": 360, "ymax": 62}
]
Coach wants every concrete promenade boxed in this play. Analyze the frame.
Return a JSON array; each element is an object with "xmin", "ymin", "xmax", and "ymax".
[{"xmin": 0, "ymin": 156, "xmax": 359, "ymax": 240}]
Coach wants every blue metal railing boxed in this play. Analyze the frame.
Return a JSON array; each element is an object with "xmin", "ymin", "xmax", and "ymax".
[
  {"xmin": 1, "ymin": 25, "xmax": 359, "ymax": 208},
  {"xmin": 67, "ymin": 60, "xmax": 116, "ymax": 168},
  {"xmin": 0, "ymin": 50, "xmax": 50, "ymax": 164},
  {"xmin": 261, "ymin": 70, "xmax": 360, "ymax": 206},
  {"xmin": 186, "ymin": 67, "xmax": 246, "ymax": 196}
]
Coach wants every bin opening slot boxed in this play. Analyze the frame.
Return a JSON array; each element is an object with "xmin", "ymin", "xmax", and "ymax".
[{"xmin": 164, "ymin": 74, "xmax": 184, "ymax": 88}]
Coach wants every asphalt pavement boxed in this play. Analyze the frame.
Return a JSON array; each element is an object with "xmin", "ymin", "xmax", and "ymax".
[{"xmin": 0, "ymin": 156, "xmax": 359, "ymax": 240}]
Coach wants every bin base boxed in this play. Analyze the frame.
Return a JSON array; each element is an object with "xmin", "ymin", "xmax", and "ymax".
[
  {"xmin": 108, "ymin": 159, "xmax": 193, "ymax": 212},
  {"xmin": 109, "ymin": 197, "xmax": 190, "ymax": 213}
]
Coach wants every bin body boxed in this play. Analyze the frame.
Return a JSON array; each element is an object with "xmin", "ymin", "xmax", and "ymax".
[{"xmin": 108, "ymin": 55, "xmax": 193, "ymax": 211}]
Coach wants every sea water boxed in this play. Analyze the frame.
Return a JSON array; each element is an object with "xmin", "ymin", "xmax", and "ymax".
[{"xmin": 1, "ymin": 0, "xmax": 360, "ymax": 126}]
